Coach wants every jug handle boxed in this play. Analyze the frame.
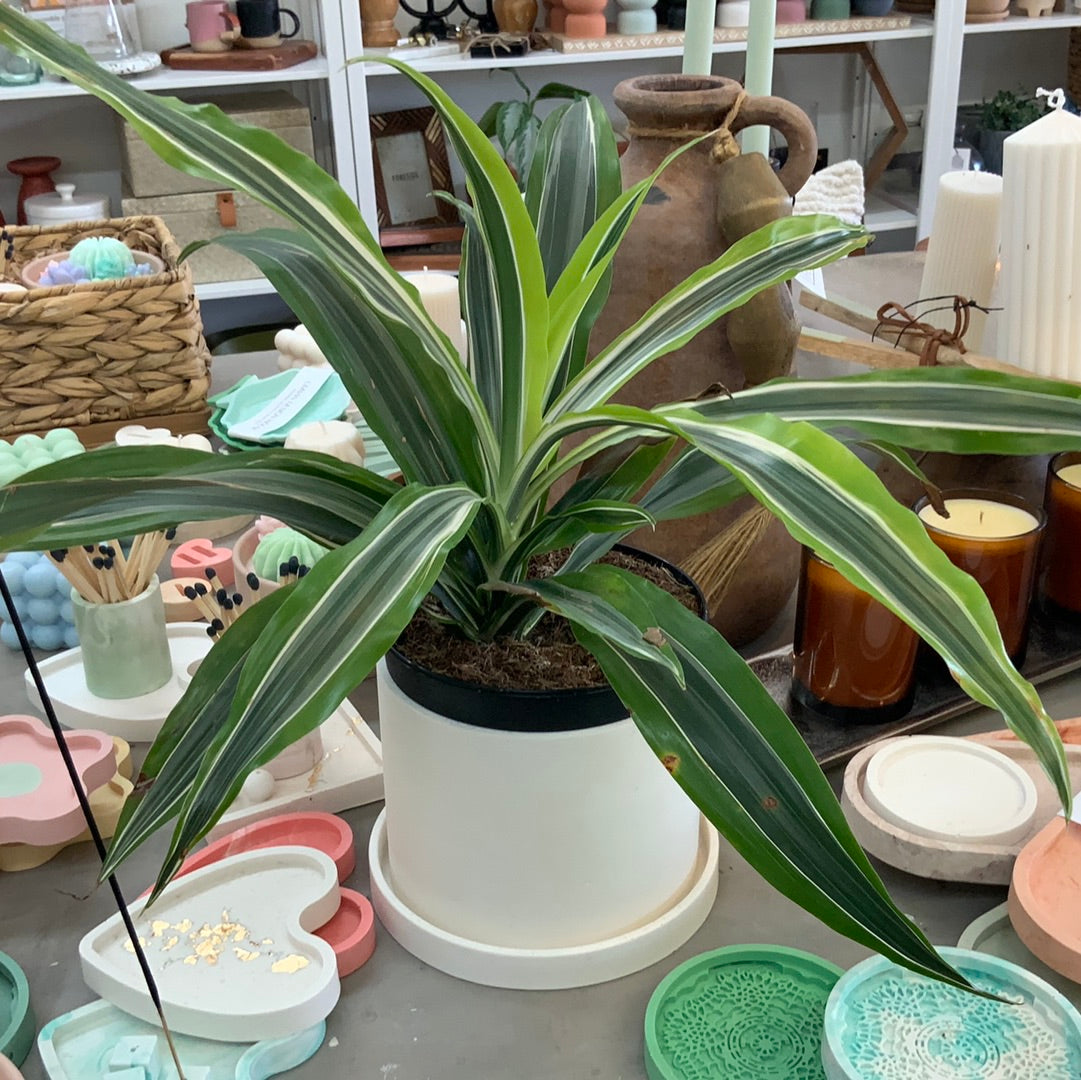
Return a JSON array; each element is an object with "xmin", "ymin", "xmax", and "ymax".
[{"xmin": 729, "ymin": 96, "xmax": 818, "ymax": 197}]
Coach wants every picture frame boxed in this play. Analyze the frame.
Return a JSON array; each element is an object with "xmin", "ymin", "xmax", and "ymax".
[{"xmin": 369, "ymin": 106, "xmax": 459, "ymax": 233}]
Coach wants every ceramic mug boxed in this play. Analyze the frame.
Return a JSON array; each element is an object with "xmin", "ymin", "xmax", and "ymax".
[
  {"xmin": 185, "ymin": 0, "xmax": 240, "ymax": 52},
  {"xmin": 236, "ymin": 0, "xmax": 299, "ymax": 47}
]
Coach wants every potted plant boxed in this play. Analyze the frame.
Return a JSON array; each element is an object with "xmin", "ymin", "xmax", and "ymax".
[
  {"xmin": 976, "ymin": 89, "xmax": 1044, "ymax": 174},
  {"xmin": 477, "ymin": 70, "xmax": 586, "ymax": 187},
  {"xmin": 0, "ymin": 8, "xmax": 1077, "ymax": 995}
]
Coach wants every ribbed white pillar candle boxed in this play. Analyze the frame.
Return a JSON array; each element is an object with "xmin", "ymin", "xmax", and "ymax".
[
  {"xmin": 1000, "ymin": 106, "xmax": 1081, "ymax": 380},
  {"xmin": 918, "ymin": 171, "xmax": 1002, "ymax": 351}
]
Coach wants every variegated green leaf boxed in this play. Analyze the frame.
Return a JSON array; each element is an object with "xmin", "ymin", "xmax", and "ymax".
[
  {"xmin": 559, "ymin": 564, "xmax": 968, "ymax": 990},
  {"xmin": 365, "ymin": 57, "xmax": 550, "ymax": 466},
  {"xmin": 0, "ymin": 447, "xmax": 396, "ymax": 550},
  {"xmin": 692, "ymin": 367, "xmax": 1081, "ymax": 454},
  {"xmin": 551, "ymin": 217, "xmax": 867, "ymax": 418},
  {"xmin": 105, "ymin": 587, "xmax": 294, "ymax": 882},
  {"xmin": 133, "ymin": 483, "xmax": 482, "ymax": 895},
  {"xmin": 654, "ymin": 408, "xmax": 1073, "ymax": 814}
]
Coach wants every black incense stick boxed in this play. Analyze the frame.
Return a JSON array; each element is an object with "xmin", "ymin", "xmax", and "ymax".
[{"xmin": 0, "ymin": 569, "xmax": 187, "ymax": 1080}]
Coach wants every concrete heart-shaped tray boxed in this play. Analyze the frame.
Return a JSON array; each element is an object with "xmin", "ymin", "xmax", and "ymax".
[
  {"xmin": 80, "ymin": 847, "xmax": 340, "ymax": 1042},
  {"xmin": 37, "ymin": 998, "xmax": 324, "ymax": 1079},
  {"xmin": 841, "ymin": 734, "xmax": 1081, "ymax": 884}
]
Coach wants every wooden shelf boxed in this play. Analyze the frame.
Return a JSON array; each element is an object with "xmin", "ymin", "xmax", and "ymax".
[{"xmin": 964, "ymin": 11, "xmax": 1081, "ymax": 33}]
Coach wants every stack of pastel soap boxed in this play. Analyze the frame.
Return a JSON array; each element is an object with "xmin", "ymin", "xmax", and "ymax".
[
  {"xmin": 0, "ymin": 429, "xmax": 84, "ymax": 488},
  {"xmin": 0, "ymin": 554, "xmax": 78, "ymax": 652}
]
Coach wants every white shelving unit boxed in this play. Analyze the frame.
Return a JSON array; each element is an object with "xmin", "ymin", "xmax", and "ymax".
[{"xmin": 3, "ymin": 7, "xmax": 1074, "ymax": 300}]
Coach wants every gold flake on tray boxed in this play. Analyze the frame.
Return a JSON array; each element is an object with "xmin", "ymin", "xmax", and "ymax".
[{"xmin": 271, "ymin": 954, "xmax": 310, "ymax": 974}]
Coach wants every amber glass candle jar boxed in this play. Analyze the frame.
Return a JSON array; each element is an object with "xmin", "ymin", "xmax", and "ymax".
[
  {"xmin": 1041, "ymin": 451, "xmax": 1081, "ymax": 615},
  {"xmin": 915, "ymin": 489, "xmax": 1044, "ymax": 663},
  {"xmin": 792, "ymin": 548, "xmax": 920, "ymax": 723}
]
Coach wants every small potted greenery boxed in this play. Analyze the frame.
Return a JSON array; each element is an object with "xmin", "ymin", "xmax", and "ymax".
[
  {"xmin": 0, "ymin": 7, "xmax": 1077, "ymax": 993},
  {"xmin": 976, "ymin": 89, "xmax": 1044, "ymax": 174},
  {"xmin": 477, "ymin": 70, "xmax": 586, "ymax": 187}
]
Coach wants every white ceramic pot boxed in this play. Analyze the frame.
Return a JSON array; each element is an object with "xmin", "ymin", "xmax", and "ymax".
[{"xmin": 374, "ymin": 657, "xmax": 711, "ymax": 976}]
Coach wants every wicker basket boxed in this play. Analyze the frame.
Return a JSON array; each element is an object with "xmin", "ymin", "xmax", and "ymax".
[{"xmin": 0, "ymin": 216, "xmax": 211, "ymax": 446}]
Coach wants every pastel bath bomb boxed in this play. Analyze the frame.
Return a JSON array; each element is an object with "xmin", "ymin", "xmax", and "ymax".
[
  {"xmin": 252, "ymin": 527, "xmax": 329, "ymax": 580},
  {"xmin": 0, "ymin": 428, "xmax": 85, "ymax": 486}
]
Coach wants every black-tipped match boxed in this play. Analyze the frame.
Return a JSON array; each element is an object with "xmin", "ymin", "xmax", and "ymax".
[
  {"xmin": 297, "ymin": 565, "xmax": 310, "ymax": 578},
  {"xmin": 222, "ymin": 598, "xmax": 234, "ymax": 611},
  {"xmin": 105, "ymin": 546, "xmax": 116, "ymax": 558},
  {"xmin": 103, "ymin": 558, "xmax": 114, "ymax": 571},
  {"xmin": 98, "ymin": 544, "xmax": 109, "ymax": 555},
  {"xmin": 246, "ymin": 572, "xmax": 260, "ymax": 590},
  {"xmin": 194, "ymin": 582, "xmax": 208, "ymax": 596},
  {"xmin": 279, "ymin": 562, "xmax": 288, "ymax": 578},
  {"xmin": 211, "ymin": 617, "xmax": 225, "ymax": 632},
  {"xmin": 83, "ymin": 545, "xmax": 95, "ymax": 552},
  {"xmin": 206, "ymin": 624, "xmax": 217, "ymax": 638},
  {"xmin": 49, "ymin": 549, "xmax": 66, "ymax": 561},
  {"xmin": 205, "ymin": 567, "xmax": 217, "ymax": 581},
  {"xmin": 92, "ymin": 557, "xmax": 105, "ymax": 570},
  {"xmin": 287, "ymin": 555, "xmax": 300, "ymax": 572},
  {"xmin": 165, "ymin": 528, "xmax": 177, "ymax": 540},
  {"xmin": 215, "ymin": 588, "xmax": 228, "ymax": 605},
  {"xmin": 183, "ymin": 586, "xmax": 198, "ymax": 600},
  {"xmin": 232, "ymin": 593, "xmax": 243, "ymax": 606}
]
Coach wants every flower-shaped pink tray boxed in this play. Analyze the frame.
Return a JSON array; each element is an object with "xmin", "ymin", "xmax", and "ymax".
[{"xmin": 0, "ymin": 715, "xmax": 115, "ymax": 846}]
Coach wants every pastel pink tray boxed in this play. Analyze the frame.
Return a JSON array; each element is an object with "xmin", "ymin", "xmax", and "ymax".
[
  {"xmin": 0, "ymin": 714, "xmax": 116, "ymax": 846},
  {"xmin": 1009, "ymin": 815, "xmax": 1081, "ymax": 983},
  {"xmin": 145, "ymin": 811, "xmax": 374, "ymax": 978}
]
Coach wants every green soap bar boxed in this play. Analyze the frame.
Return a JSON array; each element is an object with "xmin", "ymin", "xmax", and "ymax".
[
  {"xmin": 0, "ymin": 429, "xmax": 86, "ymax": 484},
  {"xmin": 253, "ymin": 527, "xmax": 329, "ymax": 580}
]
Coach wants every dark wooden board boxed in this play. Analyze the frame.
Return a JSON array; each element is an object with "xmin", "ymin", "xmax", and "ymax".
[
  {"xmin": 161, "ymin": 40, "xmax": 318, "ymax": 71},
  {"xmin": 749, "ymin": 605, "xmax": 1081, "ymax": 768}
]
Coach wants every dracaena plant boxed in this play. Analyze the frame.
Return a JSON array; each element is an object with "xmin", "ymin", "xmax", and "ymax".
[{"xmin": 0, "ymin": 9, "xmax": 1078, "ymax": 994}]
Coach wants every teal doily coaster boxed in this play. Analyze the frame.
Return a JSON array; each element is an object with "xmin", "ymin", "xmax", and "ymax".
[
  {"xmin": 0, "ymin": 950, "xmax": 34, "ymax": 1067},
  {"xmin": 823, "ymin": 946, "xmax": 1081, "ymax": 1079},
  {"xmin": 645, "ymin": 944, "xmax": 844, "ymax": 1080}
]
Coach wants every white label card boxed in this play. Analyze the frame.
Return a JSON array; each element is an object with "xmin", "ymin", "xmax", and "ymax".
[{"xmin": 228, "ymin": 368, "xmax": 333, "ymax": 442}]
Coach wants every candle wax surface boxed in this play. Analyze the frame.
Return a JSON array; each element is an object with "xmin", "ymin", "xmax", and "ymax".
[
  {"xmin": 1056, "ymin": 463, "xmax": 1081, "ymax": 490},
  {"xmin": 918, "ymin": 498, "xmax": 1038, "ymax": 539}
]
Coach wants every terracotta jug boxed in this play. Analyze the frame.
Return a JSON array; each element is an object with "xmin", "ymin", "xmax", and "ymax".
[
  {"xmin": 359, "ymin": 0, "xmax": 400, "ymax": 46},
  {"xmin": 589, "ymin": 74, "xmax": 818, "ymax": 646}
]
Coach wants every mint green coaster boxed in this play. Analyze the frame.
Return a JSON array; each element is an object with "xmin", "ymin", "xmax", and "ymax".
[
  {"xmin": 0, "ymin": 950, "xmax": 34, "ymax": 1067},
  {"xmin": 645, "ymin": 945, "xmax": 844, "ymax": 1080}
]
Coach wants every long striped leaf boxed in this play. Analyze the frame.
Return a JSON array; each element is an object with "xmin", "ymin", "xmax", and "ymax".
[
  {"xmin": 135, "ymin": 484, "xmax": 482, "ymax": 896},
  {"xmin": 0, "ymin": 447, "xmax": 396, "ymax": 550},
  {"xmin": 550, "ymin": 217, "xmax": 867, "ymax": 418},
  {"xmin": 653, "ymin": 408, "xmax": 1073, "ymax": 813},
  {"xmin": 365, "ymin": 57, "xmax": 550, "ymax": 466},
  {"xmin": 554, "ymin": 565, "xmax": 968, "ymax": 989},
  {"xmin": 0, "ymin": 10, "xmax": 496, "ymax": 493},
  {"xmin": 105, "ymin": 587, "xmax": 294, "ymax": 880},
  {"xmin": 188, "ymin": 228, "xmax": 496, "ymax": 494},
  {"xmin": 692, "ymin": 367, "xmax": 1081, "ymax": 454}
]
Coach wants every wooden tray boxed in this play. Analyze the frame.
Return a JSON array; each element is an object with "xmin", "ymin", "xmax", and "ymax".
[
  {"xmin": 161, "ymin": 40, "xmax": 318, "ymax": 71},
  {"xmin": 748, "ymin": 604, "xmax": 1081, "ymax": 768}
]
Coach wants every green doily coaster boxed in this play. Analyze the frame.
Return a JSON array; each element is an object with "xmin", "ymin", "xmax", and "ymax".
[{"xmin": 644, "ymin": 944, "xmax": 844, "ymax": 1080}]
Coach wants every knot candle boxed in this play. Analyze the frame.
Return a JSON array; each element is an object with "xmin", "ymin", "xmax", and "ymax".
[{"xmin": 915, "ymin": 491, "xmax": 1044, "ymax": 661}]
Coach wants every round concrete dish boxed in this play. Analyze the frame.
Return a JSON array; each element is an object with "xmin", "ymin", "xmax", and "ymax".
[
  {"xmin": 841, "ymin": 735, "xmax": 1081, "ymax": 885},
  {"xmin": 863, "ymin": 735, "xmax": 1038, "ymax": 845}
]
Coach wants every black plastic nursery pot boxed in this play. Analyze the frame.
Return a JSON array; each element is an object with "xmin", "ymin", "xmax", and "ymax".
[{"xmin": 385, "ymin": 546, "xmax": 706, "ymax": 734}]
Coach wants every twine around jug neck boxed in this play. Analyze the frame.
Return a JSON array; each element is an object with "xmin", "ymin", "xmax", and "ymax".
[{"xmin": 626, "ymin": 89, "xmax": 748, "ymax": 164}]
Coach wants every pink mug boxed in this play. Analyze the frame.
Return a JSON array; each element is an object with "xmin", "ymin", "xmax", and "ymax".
[{"xmin": 186, "ymin": 0, "xmax": 240, "ymax": 51}]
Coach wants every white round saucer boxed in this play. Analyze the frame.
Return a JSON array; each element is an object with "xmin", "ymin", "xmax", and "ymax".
[
  {"xmin": 863, "ymin": 735, "xmax": 1038, "ymax": 845},
  {"xmin": 368, "ymin": 810, "xmax": 720, "ymax": 990}
]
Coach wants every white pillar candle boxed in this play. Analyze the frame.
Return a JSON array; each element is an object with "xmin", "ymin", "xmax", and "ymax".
[
  {"xmin": 999, "ymin": 103, "xmax": 1081, "ymax": 381},
  {"xmin": 918, "ymin": 498, "xmax": 1039, "ymax": 539},
  {"xmin": 742, "ymin": 0, "xmax": 776, "ymax": 158},
  {"xmin": 918, "ymin": 171, "xmax": 1002, "ymax": 351},
  {"xmin": 682, "ymin": 0, "xmax": 715, "ymax": 75},
  {"xmin": 401, "ymin": 269, "xmax": 466, "ymax": 360}
]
